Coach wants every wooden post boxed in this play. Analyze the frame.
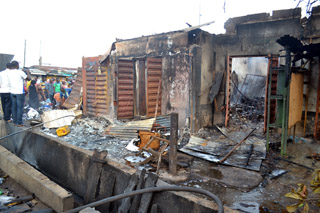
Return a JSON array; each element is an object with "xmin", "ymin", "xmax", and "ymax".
[{"xmin": 169, "ymin": 113, "xmax": 178, "ymax": 175}]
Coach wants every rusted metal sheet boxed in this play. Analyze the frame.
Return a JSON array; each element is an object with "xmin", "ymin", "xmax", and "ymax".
[
  {"xmin": 180, "ymin": 135, "xmax": 266, "ymax": 171},
  {"xmin": 146, "ymin": 57, "xmax": 162, "ymax": 117},
  {"xmin": 117, "ymin": 59, "xmax": 134, "ymax": 119},
  {"xmin": 62, "ymin": 69, "xmax": 82, "ymax": 109},
  {"xmin": 82, "ymin": 56, "xmax": 109, "ymax": 117},
  {"xmin": 105, "ymin": 118, "xmax": 156, "ymax": 139},
  {"xmin": 264, "ymin": 56, "xmax": 279, "ymax": 132}
]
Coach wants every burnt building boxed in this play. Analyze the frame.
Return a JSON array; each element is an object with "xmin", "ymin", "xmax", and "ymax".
[{"xmin": 74, "ymin": 6, "xmax": 320, "ymax": 136}]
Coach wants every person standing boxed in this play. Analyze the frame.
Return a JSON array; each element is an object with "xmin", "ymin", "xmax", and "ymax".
[
  {"xmin": 28, "ymin": 80, "xmax": 39, "ymax": 109},
  {"xmin": 7, "ymin": 61, "xmax": 31, "ymax": 126},
  {"xmin": 0, "ymin": 62, "xmax": 12, "ymax": 122},
  {"xmin": 53, "ymin": 78, "xmax": 61, "ymax": 93},
  {"xmin": 47, "ymin": 78, "xmax": 55, "ymax": 107}
]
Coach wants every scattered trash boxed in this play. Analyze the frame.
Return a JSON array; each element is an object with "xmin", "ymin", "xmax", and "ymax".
[
  {"xmin": 0, "ymin": 195, "xmax": 14, "ymax": 205},
  {"xmin": 41, "ymin": 110, "xmax": 75, "ymax": 128},
  {"xmin": 269, "ymin": 169, "xmax": 288, "ymax": 179},
  {"xmin": 307, "ymin": 153, "xmax": 320, "ymax": 161},
  {"xmin": 124, "ymin": 155, "xmax": 146, "ymax": 164},
  {"xmin": 126, "ymin": 139, "xmax": 140, "ymax": 152},
  {"xmin": 0, "ymin": 177, "xmax": 4, "ymax": 185},
  {"xmin": 138, "ymin": 131, "xmax": 160, "ymax": 151},
  {"xmin": 27, "ymin": 108, "xmax": 40, "ymax": 120},
  {"xmin": 56, "ymin": 126, "xmax": 71, "ymax": 137},
  {"xmin": 289, "ymin": 136, "xmax": 314, "ymax": 143},
  {"xmin": 180, "ymin": 135, "xmax": 266, "ymax": 171}
]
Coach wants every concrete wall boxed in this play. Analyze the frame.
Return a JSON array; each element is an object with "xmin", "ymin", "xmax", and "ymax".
[
  {"xmin": 162, "ymin": 53, "xmax": 191, "ymax": 128},
  {"xmin": 208, "ymin": 7, "xmax": 320, "ymax": 127},
  {"xmin": 113, "ymin": 31, "xmax": 192, "ymax": 128}
]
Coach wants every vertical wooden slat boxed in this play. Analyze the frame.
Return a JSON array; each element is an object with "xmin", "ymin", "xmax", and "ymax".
[{"xmin": 225, "ymin": 56, "xmax": 232, "ymax": 127}]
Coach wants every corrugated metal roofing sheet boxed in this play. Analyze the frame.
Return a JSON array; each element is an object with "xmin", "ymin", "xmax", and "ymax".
[
  {"xmin": 155, "ymin": 115, "xmax": 171, "ymax": 129},
  {"xmin": 63, "ymin": 69, "xmax": 82, "ymax": 109},
  {"xmin": 117, "ymin": 59, "xmax": 134, "ymax": 119},
  {"xmin": 146, "ymin": 57, "xmax": 162, "ymax": 117},
  {"xmin": 82, "ymin": 56, "xmax": 110, "ymax": 117},
  {"xmin": 105, "ymin": 118, "xmax": 156, "ymax": 139}
]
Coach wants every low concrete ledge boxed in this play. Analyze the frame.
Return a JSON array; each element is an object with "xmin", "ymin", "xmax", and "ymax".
[{"xmin": 0, "ymin": 145, "xmax": 74, "ymax": 212}]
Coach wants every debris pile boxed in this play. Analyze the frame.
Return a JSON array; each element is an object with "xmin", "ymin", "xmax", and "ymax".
[
  {"xmin": 0, "ymin": 170, "xmax": 48, "ymax": 211},
  {"xmin": 232, "ymin": 97, "xmax": 265, "ymax": 124}
]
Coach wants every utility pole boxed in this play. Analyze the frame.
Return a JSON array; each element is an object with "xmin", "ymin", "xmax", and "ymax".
[
  {"xmin": 23, "ymin": 39, "xmax": 26, "ymax": 68},
  {"xmin": 199, "ymin": 4, "xmax": 201, "ymax": 25},
  {"xmin": 39, "ymin": 40, "xmax": 42, "ymax": 68}
]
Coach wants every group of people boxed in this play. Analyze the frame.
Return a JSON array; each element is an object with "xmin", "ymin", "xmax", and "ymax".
[
  {"xmin": 0, "ymin": 61, "xmax": 74, "ymax": 126},
  {"xmin": 0, "ymin": 61, "xmax": 31, "ymax": 126},
  {"xmin": 27, "ymin": 77, "xmax": 72, "ymax": 110}
]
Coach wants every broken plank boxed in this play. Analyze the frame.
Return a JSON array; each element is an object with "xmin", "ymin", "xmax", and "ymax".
[
  {"xmin": 150, "ymin": 204, "xmax": 160, "ymax": 213},
  {"xmin": 118, "ymin": 174, "xmax": 139, "ymax": 213},
  {"xmin": 130, "ymin": 169, "xmax": 146, "ymax": 213},
  {"xmin": 85, "ymin": 150, "xmax": 108, "ymax": 203},
  {"xmin": 138, "ymin": 173, "xmax": 158, "ymax": 213},
  {"xmin": 96, "ymin": 169, "xmax": 116, "ymax": 213}
]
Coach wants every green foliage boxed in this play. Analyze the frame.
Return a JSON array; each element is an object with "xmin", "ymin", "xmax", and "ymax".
[
  {"xmin": 285, "ymin": 170, "xmax": 320, "ymax": 212},
  {"xmin": 310, "ymin": 169, "xmax": 320, "ymax": 194}
]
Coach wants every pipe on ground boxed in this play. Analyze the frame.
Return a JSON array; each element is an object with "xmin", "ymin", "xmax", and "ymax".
[{"xmin": 66, "ymin": 186, "xmax": 224, "ymax": 213}]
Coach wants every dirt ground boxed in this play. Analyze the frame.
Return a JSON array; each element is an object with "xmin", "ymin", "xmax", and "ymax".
[
  {"xmin": 0, "ymin": 169, "xmax": 51, "ymax": 212},
  {"xmin": 173, "ymin": 106, "xmax": 320, "ymax": 212}
]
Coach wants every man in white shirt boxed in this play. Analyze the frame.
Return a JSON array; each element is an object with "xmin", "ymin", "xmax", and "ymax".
[
  {"xmin": 0, "ymin": 62, "xmax": 12, "ymax": 122},
  {"xmin": 7, "ymin": 61, "xmax": 31, "ymax": 126}
]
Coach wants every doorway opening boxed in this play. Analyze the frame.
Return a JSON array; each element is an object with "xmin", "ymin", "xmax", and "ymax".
[{"xmin": 225, "ymin": 56, "xmax": 269, "ymax": 128}]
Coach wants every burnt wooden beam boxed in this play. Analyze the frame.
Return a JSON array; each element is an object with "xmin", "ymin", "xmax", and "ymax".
[
  {"xmin": 96, "ymin": 170, "xmax": 116, "ymax": 213},
  {"xmin": 138, "ymin": 173, "xmax": 158, "ymax": 213},
  {"xmin": 85, "ymin": 150, "xmax": 108, "ymax": 203},
  {"xmin": 118, "ymin": 174, "xmax": 139, "ymax": 213},
  {"xmin": 245, "ymin": 144, "xmax": 254, "ymax": 167},
  {"xmin": 129, "ymin": 169, "xmax": 146, "ymax": 213},
  {"xmin": 169, "ymin": 113, "xmax": 178, "ymax": 175}
]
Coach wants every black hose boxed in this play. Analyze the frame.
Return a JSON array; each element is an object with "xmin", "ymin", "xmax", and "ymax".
[{"xmin": 66, "ymin": 186, "xmax": 224, "ymax": 213}]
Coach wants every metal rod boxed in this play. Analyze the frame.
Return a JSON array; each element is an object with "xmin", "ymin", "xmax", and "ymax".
[
  {"xmin": 0, "ymin": 115, "xmax": 76, "ymax": 141},
  {"xmin": 219, "ymin": 128, "xmax": 256, "ymax": 163},
  {"xmin": 4, "ymin": 194, "xmax": 35, "ymax": 206},
  {"xmin": 65, "ymin": 186, "xmax": 224, "ymax": 213}
]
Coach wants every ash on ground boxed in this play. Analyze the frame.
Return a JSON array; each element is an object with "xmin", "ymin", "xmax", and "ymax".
[{"xmin": 42, "ymin": 116, "xmax": 131, "ymax": 162}]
